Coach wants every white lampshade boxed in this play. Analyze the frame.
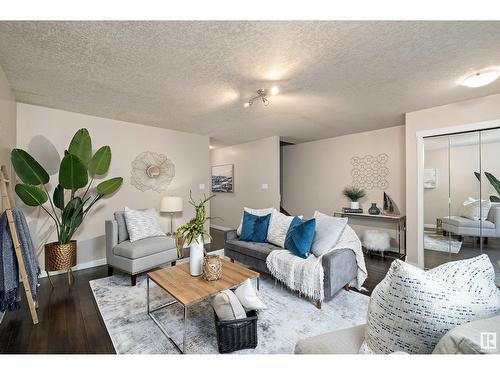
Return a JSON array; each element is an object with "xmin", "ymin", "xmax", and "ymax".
[{"xmin": 160, "ymin": 196, "xmax": 183, "ymax": 213}]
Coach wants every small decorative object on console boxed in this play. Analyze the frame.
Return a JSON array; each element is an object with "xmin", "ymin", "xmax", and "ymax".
[
  {"xmin": 342, "ymin": 207, "xmax": 363, "ymax": 214},
  {"xmin": 202, "ymin": 254, "xmax": 222, "ymax": 281},
  {"xmin": 383, "ymin": 192, "xmax": 400, "ymax": 215},
  {"xmin": 368, "ymin": 203, "xmax": 381, "ymax": 215},
  {"xmin": 342, "ymin": 186, "xmax": 366, "ymax": 210}
]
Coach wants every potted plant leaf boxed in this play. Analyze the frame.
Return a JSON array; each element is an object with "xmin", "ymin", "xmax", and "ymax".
[
  {"xmin": 11, "ymin": 128, "xmax": 123, "ymax": 285},
  {"xmin": 175, "ymin": 192, "xmax": 215, "ymax": 276},
  {"xmin": 342, "ymin": 186, "xmax": 366, "ymax": 210}
]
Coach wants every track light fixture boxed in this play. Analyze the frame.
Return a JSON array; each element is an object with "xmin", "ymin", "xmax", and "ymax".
[{"xmin": 244, "ymin": 87, "xmax": 279, "ymax": 108}]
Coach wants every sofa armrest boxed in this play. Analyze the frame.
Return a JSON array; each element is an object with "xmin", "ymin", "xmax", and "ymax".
[
  {"xmin": 322, "ymin": 248, "xmax": 358, "ymax": 299},
  {"xmin": 105, "ymin": 220, "xmax": 118, "ymax": 262},
  {"xmin": 224, "ymin": 229, "xmax": 238, "ymax": 242}
]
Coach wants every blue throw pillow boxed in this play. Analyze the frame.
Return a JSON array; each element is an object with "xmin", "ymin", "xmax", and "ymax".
[
  {"xmin": 240, "ymin": 211, "xmax": 271, "ymax": 243},
  {"xmin": 284, "ymin": 217, "xmax": 316, "ymax": 259}
]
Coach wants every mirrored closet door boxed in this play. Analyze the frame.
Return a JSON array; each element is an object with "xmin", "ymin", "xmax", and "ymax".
[{"xmin": 423, "ymin": 128, "xmax": 500, "ymax": 285}]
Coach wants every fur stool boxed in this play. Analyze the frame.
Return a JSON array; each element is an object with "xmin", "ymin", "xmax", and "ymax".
[{"xmin": 363, "ymin": 230, "xmax": 391, "ymax": 257}]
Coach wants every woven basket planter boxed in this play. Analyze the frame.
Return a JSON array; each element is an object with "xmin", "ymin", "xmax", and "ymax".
[{"xmin": 45, "ymin": 240, "xmax": 77, "ymax": 272}]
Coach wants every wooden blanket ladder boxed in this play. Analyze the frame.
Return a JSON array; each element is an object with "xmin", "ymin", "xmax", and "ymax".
[{"xmin": 0, "ymin": 165, "xmax": 39, "ymax": 324}]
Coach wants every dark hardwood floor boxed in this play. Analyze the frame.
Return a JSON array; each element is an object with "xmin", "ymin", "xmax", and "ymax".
[
  {"xmin": 0, "ymin": 265, "xmax": 115, "ymax": 354},
  {"xmin": 0, "ymin": 228, "xmax": 393, "ymax": 354}
]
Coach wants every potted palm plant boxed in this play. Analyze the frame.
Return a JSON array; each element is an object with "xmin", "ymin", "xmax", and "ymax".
[
  {"xmin": 175, "ymin": 192, "xmax": 214, "ymax": 276},
  {"xmin": 11, "ymin": 128, "xmax": 123, "ymax": 285},
  {"xmin": 342, "ymin": 186, "xmax": 366, "ymax": 210}
]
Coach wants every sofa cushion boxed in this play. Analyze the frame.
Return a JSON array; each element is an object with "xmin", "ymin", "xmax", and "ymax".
[
  {"xmin": 225, "ymin": 239, "xmax": 281, "ymax": 261},
  {"xmin": 461, "ymin": 197, "xmax": 491, "ymax": 221},
  {"xmin": 240, "ymin": 211, "xmax": 271, "ymax": 243},
  {"xmin": 427, "ymin": 254, "xmax": 500, "ymax": 300},
  {"xmin": 311, "ymin": 211, "xmax": 348, "ymax": 256},
  {"xmin": 360, "ymin": 258, "xmax": 500, "ymax": 354},
  {"xmin": 284, "ymin": 217, "xmax": 316, "ymax": 259},
  {"xmin": 113, "ymin": 236, "xmax": 176, "ymax": 260},
  {"xmin": 442, "ymin": 216, "xmax": 495, "ymax": 229},
  {"xmin": 432, "ymin": 314, "xmax": 500, "ymax": 354},
  {"xmin": 295, "ymin": 324, "xmax": 366, "ymax": 354},
  {"xmin": 124, "ymin": 207, "xmax": 165, "ymax": 242},
  {"xmin": 237, "ymin": 207, "xmax": 274, "ymax": 236},
  {"xmin": 114, "ymin": 211, "xmax": 129, "ymax": 243},
  {"xmin": 267, "ymin": 209, "xmax": 297, "ymax": 248}
]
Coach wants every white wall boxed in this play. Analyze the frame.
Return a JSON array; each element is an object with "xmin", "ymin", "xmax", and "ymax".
[
  {"xmin": 210, "ymin": 136, "xmax": 280, "ymax": 229},
  {"xmin": 282, "ymin": 126, "xmax": 405, "ymax": 248},
  {"xmin": 406, "ymin": 92, "xmax": 500, "ymax": 266},
  {"xmin": 0, "ymin": 64, "xmax": 16, "ymax": 212},
  {"xmin": 17, "ymin": 104, "xmax": 210, "ymax": 270}
]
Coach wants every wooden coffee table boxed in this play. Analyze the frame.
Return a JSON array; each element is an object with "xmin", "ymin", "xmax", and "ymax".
[{"xmin": 147, "ymin": 258, "xmax": 259, "ymax": 354}]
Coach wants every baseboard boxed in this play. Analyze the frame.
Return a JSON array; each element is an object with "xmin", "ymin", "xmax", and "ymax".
[
  {"xmin": 210, "ymin": 224, "xmax": 233, "ymax": 231},
  {"xmin": 39, "ymin": 258, "xmax": 107, "ymax": 278}
]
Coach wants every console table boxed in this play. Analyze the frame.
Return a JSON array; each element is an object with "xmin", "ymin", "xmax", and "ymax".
[{"xmin": 333, "ymin": 212, "xmax": 406, "ymax": 260}]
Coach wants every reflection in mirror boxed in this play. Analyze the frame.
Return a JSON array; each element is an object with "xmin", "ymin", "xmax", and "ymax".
[
  {"xmin": 479, "ymin": 128, "xmax": 500, "ymax": 285},
  {"xmin": 423, "ymin": 129, "xmax": 500, "ymax": 286}
]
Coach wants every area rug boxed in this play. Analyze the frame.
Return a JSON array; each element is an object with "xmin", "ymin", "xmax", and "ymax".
[
  {"xmin": 90, "ymin": 272, "xmax": 369, "ymax": 354},
  {"xmin": 424, "ymin": 232, "xmax": 462, "ymax": 254}
]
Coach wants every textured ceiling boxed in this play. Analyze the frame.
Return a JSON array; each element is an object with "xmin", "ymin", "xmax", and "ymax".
[{"xmin": 1, "ymin": 21, "xmax": 500, "ymax": 147}]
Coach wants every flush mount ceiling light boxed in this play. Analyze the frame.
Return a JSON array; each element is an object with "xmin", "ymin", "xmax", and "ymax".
[
  {"xmin": 244, "ymin": 87, "xmax": 279, "ymax": 108},
  {"xmin": 461, "ymin": 70, "xmax": 500, "ymax": 88}
]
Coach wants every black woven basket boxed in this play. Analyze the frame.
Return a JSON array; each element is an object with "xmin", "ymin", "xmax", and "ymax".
[{"xmin": 214, "ymin": 310, "xmax": 258, "ymax": 353}]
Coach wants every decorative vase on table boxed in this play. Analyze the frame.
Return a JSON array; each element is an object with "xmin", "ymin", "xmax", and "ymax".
[
  {"xmin": 190, "ymin": 235, "xmax": 204, "ymax": 276},
  {"xmin": 174, "ymin": 191, "xmax": 215, "ymax": 277},
  {"xmin": 368, "ymin": 203, "xmax": 381, "ymax": 215}
]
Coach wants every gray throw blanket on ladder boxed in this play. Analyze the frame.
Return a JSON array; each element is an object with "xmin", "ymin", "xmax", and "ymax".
[{"xmin": 0, "ymin": 207, "xmax": 40, "ymax": 311}]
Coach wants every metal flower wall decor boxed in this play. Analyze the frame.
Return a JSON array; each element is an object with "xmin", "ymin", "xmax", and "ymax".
[{"xmin": 130, "ymin": 151, "xmax": 175, "ymax": 192}]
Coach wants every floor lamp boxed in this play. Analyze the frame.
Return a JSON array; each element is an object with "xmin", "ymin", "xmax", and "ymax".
[{"xmin": 160, "ymin": 196, "xmax": 183, "ymax": 235}]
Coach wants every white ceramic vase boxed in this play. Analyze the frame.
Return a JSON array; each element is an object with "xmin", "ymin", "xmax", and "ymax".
[
  {"xmin": 350, "ymin": 201, "xmax": 360, "ymax": 210},
  {"xmin": 189, "ymin": 235, "xmax": 204, "ymax": 276}
]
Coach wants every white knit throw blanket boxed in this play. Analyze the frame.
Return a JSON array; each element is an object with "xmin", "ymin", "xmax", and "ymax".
[{"xmin": 266, "ymin": 225, "xmax": 368, "ymax": 302}]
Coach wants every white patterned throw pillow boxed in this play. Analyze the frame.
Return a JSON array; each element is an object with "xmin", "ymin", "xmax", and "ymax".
[
  {"xmin": 236, "ymin": 207, "xmax": 274, "ymax": 236},
  {"xmin": 266, "ymin": 209, "xmax": 296, "ymax": 248},
  {"xmin": 360, "ymin": 257, "xmax": 500, "ymax": 354},
  {"xmin": 461, "ymin": 197, "xmax": 491, "ymax": 221},
  {"xmin": 123, "ymin": 207, "xmax": 165, "ymax": 242}
]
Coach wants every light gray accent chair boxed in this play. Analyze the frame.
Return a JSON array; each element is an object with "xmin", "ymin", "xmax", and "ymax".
[
  {"xmin": 442, "ymin": 203, "xmax": 500, "ymax": 241},
  {"xmin": 105, "ymin": 211, "xmax": 178, "ymax": 286}
]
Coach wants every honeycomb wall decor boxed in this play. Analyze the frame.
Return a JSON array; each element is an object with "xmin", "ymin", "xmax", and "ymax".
[{"xmin": 350, "ymin": 153, "xmax": 389, "ymax": 190}]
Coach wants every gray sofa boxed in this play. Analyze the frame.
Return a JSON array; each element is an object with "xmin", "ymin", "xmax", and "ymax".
[
  {"xmin": 442, "ymin": 203, "xmax": 500, "ymax": 240},
  {"xmin": 224, "ymin": 229, "xmax": 358, "ymax": 308},
  {"xmin": 105, "ymin": 211, "xmax": 178, "ymax": 286}
]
